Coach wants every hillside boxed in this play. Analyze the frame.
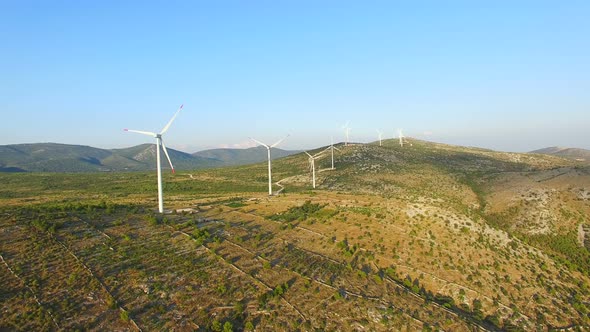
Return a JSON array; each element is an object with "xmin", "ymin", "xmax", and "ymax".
[
  {"xmin": 111, "ymin": 144, "xmax": 223, "ymax": 171},
  {"xmin": 193, "ymin": 146, "xmax": 300, "ymax": 166},
  {"xmin": 0, "ymin": 143, "xmax": 301, "ymax": 172},
  {"xmin": 531, "ymin": 146, "xmax": 590, "ymax": 162},
  {"xmin": 0, "ymin": 143, "xmax": 223, "ymax": 172},
  {"xmin": 1, "ymin": 139, "xmax": 589, "ymax": 331},
  {"xmin": 0, "ymin": 143, "xmax": 113, "ymax": 172}
]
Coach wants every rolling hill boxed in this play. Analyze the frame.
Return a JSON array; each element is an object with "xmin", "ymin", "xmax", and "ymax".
[
  {"xmin": 193, "ymin": 146, "xmax": 300, "ymax": 166},
  {"xmin": 0, "ymin": 143, "xmax": 224, "ymax": 172},
  {"xmin": 0, "ymin": 143, "xmax": 302, "ymax": 172},
  {"xmin": 531, "ymin": 146, "xmax": 590, "ymax": 162},
  {"xmin": 1, "ymin": 138, "xmax": 589, "ymax": 331}
]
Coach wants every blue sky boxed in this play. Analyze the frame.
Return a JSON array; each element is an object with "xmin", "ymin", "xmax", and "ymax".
[{"xmin": 1, "ymin": 1, "xmax": 589, "ymax": 152}]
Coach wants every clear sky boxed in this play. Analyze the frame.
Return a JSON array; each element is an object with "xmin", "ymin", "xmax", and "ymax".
[{"xmin": 1, "ymin": 1, "xmax": 589, "ymax": 152}]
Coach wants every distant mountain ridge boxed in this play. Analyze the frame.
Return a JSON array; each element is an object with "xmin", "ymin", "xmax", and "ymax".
[
  {"xmin": 530, "ymin": 146, "xmax": 590, "ymax": 162},
  {"xmin": 193, "ymin": 146, "xmax": 300, "ymax": 166},
  {"xmin": 4, "ymin": 142, "xmax": 587, "ymax": 173},
  {"xmin": 0, "ymin": 143, "xmax": 300, "ymax": 173}
]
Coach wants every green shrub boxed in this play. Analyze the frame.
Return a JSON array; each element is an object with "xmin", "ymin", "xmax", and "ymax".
[
  {"xmin": 268, "ymin": 200, "xmax": 324, "ymax": 222},
  {"xmin": 223, "ymin": 321, "xmax": 233, "ymax": 332},
  {"xmin": 120, "ymin": 310, "xmax": 129, "ymax": 322}
]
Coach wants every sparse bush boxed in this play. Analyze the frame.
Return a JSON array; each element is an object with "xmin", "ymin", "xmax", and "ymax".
[
  {"xmin": 268, "ymin": 200, "xmax": 324, "ymax": 222},
  {"xmin": 211, "ymin": 319, "xmax": 222, "ymax": 332},
  {"xmin": 223, "ymin": 321, "xmax": 233, "ymax": 332},
  {"xmin": 373, "ymin": 274, "xmax": 383, "ymax": 284},
  {"xmin": 147, "ymin": 215, "xmax": 159, "ymax": 226}
]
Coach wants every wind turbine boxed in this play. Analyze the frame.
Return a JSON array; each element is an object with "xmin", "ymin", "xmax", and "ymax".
[
  {"xmin": 305, "ymin": 150, "xmax": 325, "ymax": 189},
  {"xmin": 397, "ymin": 129, "xmax": 411, "ymax": 147},
  {"xmin": 124, "ymin": 104, "xmax": 183, "ymax": 213},
  {"xmin": 342, "ymin": 121, "xmax": 351, "ymax": 146},
  {"xmin": 249, "ymin": 135, "xmax": 289, "ymax": 196},
  {"xmin": 376, "ymin": 130, "xmax": 383, "ymax": 147},
  {"xmin": 324, "ymin": 137, "xmax": 341, "ymax": 170}
]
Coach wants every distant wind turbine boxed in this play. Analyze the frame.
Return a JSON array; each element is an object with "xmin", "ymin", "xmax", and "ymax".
[
  {"xmin": 305, "ymin": 150, "xmax": 325, "ymax": 189},
  {"xmin": 124, "ymin": 104, "xmax": 183, "ymax": 213},
  {"xmin": 397, "ymin": 129, "xmax": 411, "ymax": 147},
  {"xmin": 376, "ymin": 130, "xmax": 383, "ymax": 147},
  {"xmin": 342, "ymin": 121, "xmax": 351, "ymax": 146},
  {"xmin": 249, "ymin": 136, "xmax": 289, "ymax": 196},
  {"xmin": 324, "ymin": 136, "xmax": 341, "ymax": 170}
]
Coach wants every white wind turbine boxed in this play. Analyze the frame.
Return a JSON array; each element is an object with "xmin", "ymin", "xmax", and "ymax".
[
  {"xmin": 249, "ymin": 136, "xmax": 289, "ymax": 196},
  {"xmin": 397, "ymin": 129, "xmax": 411, "ymax": 147},
  {"xmin": 342, "ymin": 121, "xmax": 351, "ymax": 146},
  {"xmin": 324, "ymin": 136, "xmax": 341, "ymax": 170},
  {"xmin": 305, "ymin": 150, "xmax": 326, "ymax": 189},
  {"xmin": 376, "ymin": 129, "xmax": 383, "ymax": 146},
  {"xmin": 124, "ymin": 104, "xmax": 183, "ymax": 213}
]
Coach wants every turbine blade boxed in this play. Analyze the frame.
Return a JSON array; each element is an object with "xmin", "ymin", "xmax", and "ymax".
[
  {"xmin": 334, "ymin": 147, "xmax": 342, "ymax": 151},
  {"xmin": 249, "ymin": 137, "xmax": 269, "ymax": 148},
  {"xmin": 124, "ymin": 129, "xmax": 157, "ymax": 137},
  {"xmin": 341, "ymin": 120, "xmax": 350, "ymax": 129},
  {"xmin": 271, "ymin": 135, "xmax": 289, "ymax": 148},
  {"xmin": 160, "ymin": 104, "xmax": 183, "ymax": 134},
  {"xmin": 160, "ymin": 140, "xmax": 175, "ymax": 173},
  {"xmin": 313, "ymin": 151, "xmax": 326, "ymax": 158},
  {"xmin": 304, "ymin": 151, "xmax": 312, "ymax": 158}
]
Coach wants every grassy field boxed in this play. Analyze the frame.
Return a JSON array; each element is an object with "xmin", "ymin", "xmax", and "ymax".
[{"xmin": 1, "ymin": 139, "xmax": 589, "ymax": 331}]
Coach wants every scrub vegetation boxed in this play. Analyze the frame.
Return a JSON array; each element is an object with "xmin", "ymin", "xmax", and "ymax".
[{"xmin": 1, "ymin": 139, "xmax": 589, "ymax": 331}]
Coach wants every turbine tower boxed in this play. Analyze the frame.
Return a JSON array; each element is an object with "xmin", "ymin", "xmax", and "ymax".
[
  {"xmin": 342, "ymin": 121, "xmax": 351, "ymax": 146},
  {"xmin": 250, "ymin": 136, "xmax": 289, "ymax": 196},
  {"xmin": 124, "ymin": 104, "xmax": 183, "ymax": 213},
  {"xmin": 305, "ymin": 151, "xmax": 325, "ymax": 189},
  {"xmin": 377, "ymin": 129, "xmax": 383, "ymax": 147}
]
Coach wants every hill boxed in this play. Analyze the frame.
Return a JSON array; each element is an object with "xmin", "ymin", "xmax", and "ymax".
[
  {"xmin": 110, "ymin": 144, "xmax": 223, "ymax": 171},
  {"xmin": 0, "ymin": 143, "xmax": 223, "ymax": 172},
  {"xmin": 1, "ymin": 138, "xmax": 589, "ymax": 331},
  {"xmin": 0, "ymin": 143, "xmax": 301, "ymax": 172},
  {"xmin": 193, "ymin": 146, "xmax": 300, "ymax": 166},
  {"xmin": 531, "ymin": 146, "xmax": 590, "ymax": 162}
]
